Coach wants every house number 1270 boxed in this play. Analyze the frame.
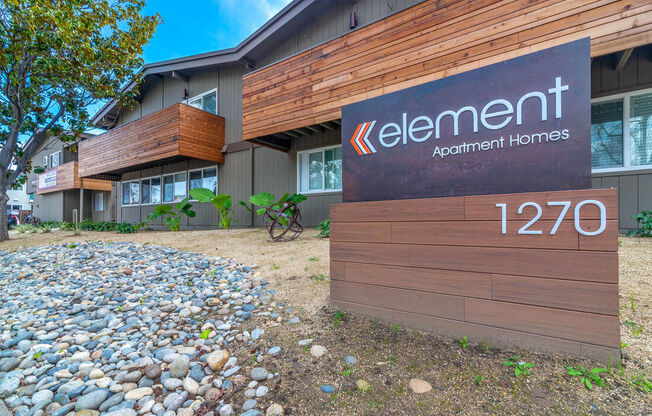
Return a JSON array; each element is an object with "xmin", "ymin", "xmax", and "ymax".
[{"xmin": 495, "ymin": 200, "xmax": 607, "ymax": 236}]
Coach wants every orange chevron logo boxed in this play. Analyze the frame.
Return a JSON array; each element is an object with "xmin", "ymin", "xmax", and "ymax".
[{"xmin": 350, "ymin": 121, "xmax": 376, "ymax": 155}]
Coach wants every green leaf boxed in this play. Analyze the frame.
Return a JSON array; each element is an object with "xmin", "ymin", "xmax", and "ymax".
[
  {"xmin": 524, "ymin": 363, "xmax": 534, "ymax": 368},
  {"xmin": 288, "ymin": 193, "xmax": 307, "ymax": 204},
  {"xmin": 238, "ymin": 201, "xmax": 251, "ymax": 213},
  {"xmin": 584, "ymin": 378, "xmax": 593, "ymax": 390},
  {"xmin": 249, "ymin": 192, "xmax": 275, "ymax": 207},
  {"xmin": 514, "ymin": 367, "xmax": 522, "ymax": 376},
  {"xmin": 589, "ymin": 368, "xmax": 607, "ymax": 374},
  {"xmin": 200, "ymin": 329, "xmax": 211, "ymax": 340},
  {"xmin": 504, "ymin": 361, "xmax": 515, "ymax": 366},
  {"xmin": 567, "ymin": 369, "xmax": 583, "ymax": 376},
  {"xmin": 189, "ymin": 187, "xmax": 216, "ymax": 202}
]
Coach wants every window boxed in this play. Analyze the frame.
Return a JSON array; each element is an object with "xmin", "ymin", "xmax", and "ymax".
[
  {"xmin": 8, "ymin": 205, "xmax": 21, "ymax": 210},
  {"xmin": 49, "ymin": 151, "xmax": 61, "ymax": 168},
  {"xmin": 592, "ymin": 89, "xmax": 652, "ymax": 172},
  {"xmin": 43, "ymin": 156, "xmax": 48, "ymax": 168},
  {"xmin": 188, "ymin": 89, "xmax": 217, "ymax": 114},
  {"xmin": 163, "ymin": 172, "xmax": 186, "ymax": 202},
  {"xmin": 122, "ymin": 180, "xmax": 139, "ymax": 205},
  {"xmin": 298, "ymin": 146, "xmax": 342, "ymax": 193},
  {"xmin": 93, "ymin": 192, "xmax": 104, "ymax": 212},
  {"xmin": 189, "ymin": 167, "xmax": 218, "ymax": 195}
]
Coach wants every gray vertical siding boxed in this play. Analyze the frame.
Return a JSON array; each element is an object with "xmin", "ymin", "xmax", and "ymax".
[
  {"xmin": 591, "ymin": 45, "xmax": 652, "ymax": 97},
  {"xmin": 221, "ymin": 150, "xmax": 254, "ymax": 226},
  {"xmin": 219, "ymin": 65, "xmax": 247, "ymax": 144},
  {"xmin": 32, "ymin": 192, "xmax": 64, "ymax": 222},
  {"xmin": 255, "ymin": 0, "xmax": 425, "ymax": 68},
  {"xmin": 592, "ymin": 173, "xmax": 652, "ymax": 232}
]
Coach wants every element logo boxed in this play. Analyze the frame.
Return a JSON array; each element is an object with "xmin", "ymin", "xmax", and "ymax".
[{"xmin": 350, "ymin": 121, "xmax": 376, "ymax": 155}]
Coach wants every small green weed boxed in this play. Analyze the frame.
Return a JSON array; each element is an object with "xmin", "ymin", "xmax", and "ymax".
[
  {"xmin": 630, "ymin": 374, "xmax": 652, "ymax": 392},
  {"xmin": 67, "ymin": 243, "xmax": 77, "ymax": 249},
  {"xmin": 200, "ymin": 329, "xmax": 211, "ymax": 340},
  {"xmin": 272, "ymin": 263, "xmax": 280, "ymax": 270},
  {"xmin": 459, "ymin": 336, "xmax": 468, "ymax": 349},
  {"xmin": 566, "ymin": 365, "xmax": 608, "ymax": 390},
  {"xmin": 393, "ymin": 324, "xmax": 399, "ymax": 332},
  {"xmin": 308, "ymin": 256, "xmax": 319, "ymax": 261},
  {"xmin": 32, "ymin": 351, "xmax": 42, "ymax": 359},
  {"xmin": 623, "ymin": 320, "xmax": 643, "ymax": 336},
  {"xmin": 503, "ymin": 355, "xmax": 534, "ymax": 377},
  {"xmin": 332, "ymin": 311, "xmax": 345, "ymax": 328},
  {"xmin": 630, "ymin": 294, "xmax": 636, "ymax": 312},
  {"xmin": 337, "ymin": 365, "xmax": 352, "ymax": 378},
  {"xmin": 474, "ymin": 374, "xmax": 483, "ymax": 386}
]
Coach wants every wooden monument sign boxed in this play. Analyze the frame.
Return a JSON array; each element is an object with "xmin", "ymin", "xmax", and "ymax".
[{"xmin": 331, "ymin": 39, "xmax": 620, "ymax": 361}]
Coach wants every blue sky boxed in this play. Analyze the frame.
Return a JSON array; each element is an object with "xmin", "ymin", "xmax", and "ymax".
[
  {"xmin": 84, "ymin": 0, "xmax": 292, "ymax": 131},
  {"xmin": 141, "ymin": 0, "xmax": 293, "ymax": 63}
]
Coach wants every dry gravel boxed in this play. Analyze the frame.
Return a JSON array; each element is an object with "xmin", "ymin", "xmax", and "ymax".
[{"xmin": 2, "ymin": 229, "xmax": 650, "ymax": 415}]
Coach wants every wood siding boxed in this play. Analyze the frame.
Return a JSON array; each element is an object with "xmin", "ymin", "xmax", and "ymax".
[
  {"xmin": 79, "ymin": 104, "xmax": 225, "ymax": 177},
  {"xmin": 36, "ymin": 162, "xmax": 112, "ymax": 194},
  {"xmin": 242, "ymin": 0, "xmax": 652, "ymax": 140},
  {"xmin": 330, "ymin": 188, "xmax": 620, "ymax": 361}
]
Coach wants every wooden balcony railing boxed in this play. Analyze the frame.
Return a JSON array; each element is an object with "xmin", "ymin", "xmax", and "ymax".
[
  {"xmin": 36, "ymin": 161, "xmax": 112, "ymax": 194},
  {"xmin": 79, "ymin": 103, "xmax": 225, "ymax": 177}
]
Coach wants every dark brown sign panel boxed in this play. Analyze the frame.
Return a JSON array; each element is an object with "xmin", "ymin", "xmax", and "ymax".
[{"xmin": 342, "ymin": 39, "xmax": 591, "ymax": 202}]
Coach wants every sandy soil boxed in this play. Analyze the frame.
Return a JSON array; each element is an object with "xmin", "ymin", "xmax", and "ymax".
[{"xmin": 1, "ymin": 229, "xmax": 650, "ymax": 415}]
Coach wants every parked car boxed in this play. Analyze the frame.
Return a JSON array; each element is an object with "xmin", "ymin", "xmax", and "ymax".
[{"xmin": 6, "ymin": 213, "xmax": 18, "ymax": 228}]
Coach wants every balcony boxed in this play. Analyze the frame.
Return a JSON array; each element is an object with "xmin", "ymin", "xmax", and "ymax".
[
  {"xmin": 79, "ymin": 103, "xmax": 225, "ymax": 178},
  {"xmin": 36, "ymin": 162, "xmax": 112, "ymax": 194}
]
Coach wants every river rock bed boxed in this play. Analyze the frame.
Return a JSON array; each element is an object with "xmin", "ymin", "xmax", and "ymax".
[{"xmin": 0, "ymin": 242, "xmax": 288, "ymax": 416}]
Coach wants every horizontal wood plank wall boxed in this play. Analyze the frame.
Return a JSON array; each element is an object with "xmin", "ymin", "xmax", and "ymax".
[
  {"xmin": 242, "ymin": 0, "xmax": 652, "ymax": 140},
  {"xmin": 79, "ymin": 104, "xmax": 225, "ymax": 177},
  {"xmin": 37, "ymin": 162, "xmax": 112, "ymax": 194},
  {"xmin": 330, "ymin": 189, "xmax": 620, "ymax": 361}
]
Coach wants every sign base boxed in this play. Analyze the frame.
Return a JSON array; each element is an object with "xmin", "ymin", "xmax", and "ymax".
[{"xmin": 329, "ymin": 188, "xmax": 620, "ymax": 361}]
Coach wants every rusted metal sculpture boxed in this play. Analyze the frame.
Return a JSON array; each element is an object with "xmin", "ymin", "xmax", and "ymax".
[{"xmin": 265, "ymin": 201, "xmax": 303, "ymax": 241}]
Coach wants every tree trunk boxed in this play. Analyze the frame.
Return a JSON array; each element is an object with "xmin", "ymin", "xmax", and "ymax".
[{"xmin": 0, "ymin": 191, "xmax": 9, "ymax": 242}]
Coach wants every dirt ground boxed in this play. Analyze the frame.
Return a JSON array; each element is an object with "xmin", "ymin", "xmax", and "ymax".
[{"xmin": 1, "ymin": 229, "xmax": 650, "ymax": 415}]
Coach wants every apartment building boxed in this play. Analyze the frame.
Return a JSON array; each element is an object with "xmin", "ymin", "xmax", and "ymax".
[{"xmin": 79, "ymin": 0, "xmax": 651, "ymax": 231}]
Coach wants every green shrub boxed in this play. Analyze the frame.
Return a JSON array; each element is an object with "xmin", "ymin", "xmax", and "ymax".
[
  {"xmin": 189, "ymin": 188, "xmax": 236, "ymax": 229},
  {"xmin": 317, "ymin": 216, "xmax": 330, "ymax": 238},
  {"xmin": 627, "ymin": 210, "xmax": 651, "ymax": 237},
  {"xmin": 116, "ymin": 222, "xmax": 137, "ymax": 234},
  {"xmin": 138, "ymin": 199, "xmax": 195, "ymax": 231},
  {"xmin": 39, "ymin": 223, "xmax": 54, "ymax": 233}
]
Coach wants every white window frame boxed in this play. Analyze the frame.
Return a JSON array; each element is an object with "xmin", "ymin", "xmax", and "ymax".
[
  {"xmin": 186, "ymin": 88, "xmax": 218, "ymax": 114},
  {"xmin": 121, "ymin": 180, "xmax": 140, "ymax": 206},
  {"xmin": 139, "ymin": 175, "xmax": 162, "ymax": 206},
  {"xmin": 93, "ymin": 192, "xmax": 105, "ymax": 212},
  {"xmin": 592, "ymin": 87, "xmax": 652, "ymax": 174},
  {"xmin": 162, "ymin": 171, "xmax": 188, "ymax": 203},
  {"xmin": 296, "ymin": 144, "xmax": 342, "ymax": 194},
  {"xmin": 188, "ymin": 166, "xmax": 218, "ymax": 200},
  {"xmin": 49, "ymin": 151, "xmax": 61, "ymax": 168}
]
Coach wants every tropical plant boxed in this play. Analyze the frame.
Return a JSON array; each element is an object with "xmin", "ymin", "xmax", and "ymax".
[
  {"xmin": 317, "ymin": 216, "xmax": 330, "ymax": 238},
  {"xmin": 0, "ymin": 0, "xmax": 159, "ymax": 241},
  {"xmin": 503, "ymin": 355, "xmax": 534, "ymax": 377},
  {"xmin": 244, "ymin": 192, "xmax": 307, "ymax": 225},
  {"xmin": 138, "ymin": 199, "xmax": 195, "ymax": 231},
  {"xmin": 566, "ymin": 365, "xmax": 608, "ymax": 390},
  {"xmin": 189, "ymin": 188, "xmax": 236, "ymax": 229},
  {"xmin": 39, "ymin": 223, "xmax": 54, "ymax": 233},
  {"xmin": 627, "ymin": 210, "xmax": 652, "ymax": 237}
]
